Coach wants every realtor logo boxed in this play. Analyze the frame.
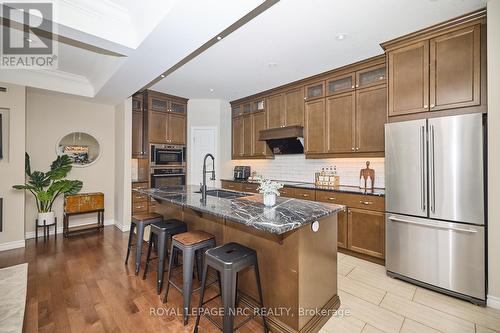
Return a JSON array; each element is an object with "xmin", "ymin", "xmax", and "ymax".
[{"xmin": 1, "ymin": 2, "xmax": 58, "ymax": 69}]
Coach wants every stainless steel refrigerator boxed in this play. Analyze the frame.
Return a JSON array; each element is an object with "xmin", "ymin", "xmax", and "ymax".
[{"xmin": 385, "ymin": 113, "xmax": 486, "ymax": 305}]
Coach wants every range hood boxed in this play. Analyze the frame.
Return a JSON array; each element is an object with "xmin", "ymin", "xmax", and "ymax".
[{"xmin": 258, "ymin": 126, "xmax": 304, "ymax": 154}]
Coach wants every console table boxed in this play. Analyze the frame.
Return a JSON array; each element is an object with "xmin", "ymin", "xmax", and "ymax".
[{"xmin": 63, "ymin": 192, "xmax": 104, "ymax": 237}]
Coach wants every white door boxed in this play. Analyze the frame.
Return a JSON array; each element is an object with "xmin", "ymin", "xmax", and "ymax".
[{"xmin": 189, "ymin": 127, "xmax": 217, "ymax": 187}]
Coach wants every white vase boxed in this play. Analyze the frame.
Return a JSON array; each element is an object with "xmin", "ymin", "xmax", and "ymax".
[
  {"xmin": 38, "ymin": 211, "xmax": 55, "ymax": 226},
  {"xmin": 263, "ymin": 193, "xmax": 276, "ymax": 207}
]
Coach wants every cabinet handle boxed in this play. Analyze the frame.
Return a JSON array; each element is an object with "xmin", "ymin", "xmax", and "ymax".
[
  {"xmin": 351, "ymin": 147, "xmax": 355, "ymax": 151},
  {"xmin": 356, "ymin": 147, "xmax": 359, "ymax": 151},
  {"xmin": 304, "ymin": 97, "xmax": 307, "ymax": 100},
  {"xmin": 328, "ymin": 197, "xmax": 336, "ymax": 201},
  {"xmin": 351, "ymin": 85, "xmax": 355, "ymax": 89},
  {"xmin": 424, "ymin": 104, "xmax": 428, "ymax": 108},
  {"xmin": 302, "ymin": 194, "xmax": 309, "ymax": 197},
  {"xmin": 355, "ymin": 84, "xmax": 359, "ymax": 88},
  {"xmin": 430, "ymin": 104, "xmax": 435, "ymax": 108},
  {"xmin": 360, "ymin": 201, "xmax": 373, "ymax": 205}
]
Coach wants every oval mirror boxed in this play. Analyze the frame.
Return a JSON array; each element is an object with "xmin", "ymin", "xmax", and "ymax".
[{"xmin": 56, "ymin": 132, "xmax": 101, "ymax": 167}]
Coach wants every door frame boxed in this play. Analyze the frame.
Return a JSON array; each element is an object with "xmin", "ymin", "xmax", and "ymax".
[{"xmin": 188, "ymin": 126, "xmax": 218, "ymax": 186}]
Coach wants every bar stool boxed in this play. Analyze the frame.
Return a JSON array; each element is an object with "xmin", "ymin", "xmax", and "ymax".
[
  {"xmin": 125, "ymin": 213, "xmax": 163, "ymax": 275},
  {"xmin": 194, "ymin": 242, "xmax": 269, "ymax": 333},
  {"xmin": 163, "ymin": 230, "xmax": 216, "ymax": 325},
  {"xmin": 143, "ymin": 219, "xmax": 188, "ymax": 294}
]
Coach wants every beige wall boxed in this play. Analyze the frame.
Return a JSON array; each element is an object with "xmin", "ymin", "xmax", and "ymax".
[
  {"xmin": 487, "ymin": 0, "xmax": 500, "ymax": 308},
  {"xmin": 25, "ymin": 89, "xmax": 116, "ymax": 235},
  {"xmin": 0, "ymin": 83, "xmax": 26, "ymax": 250},
  {"xmin": 114, "ymin": 98, "xmax": 132, "ymax": 232}
]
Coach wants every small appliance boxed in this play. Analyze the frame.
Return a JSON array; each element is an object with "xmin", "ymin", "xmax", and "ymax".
[
  {"xmin": 150, "ymin": 167, "xmax": 186, "ymax": 188},
  {"xmin": 233, "ymin": 166, "xmax": 251, "ymax": 180},
  {"xmin": 150, "ymin": 144, "xmax": 185, "ymax": 166}
]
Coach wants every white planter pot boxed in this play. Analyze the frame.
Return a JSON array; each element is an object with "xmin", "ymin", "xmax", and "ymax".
[
  {"xmin": 263, "ymin": 193, "xmax": 276, "ymax": 207},
  {"xmin": 38, "ymin": 212, "xmax": 55, "ymax": 226}
]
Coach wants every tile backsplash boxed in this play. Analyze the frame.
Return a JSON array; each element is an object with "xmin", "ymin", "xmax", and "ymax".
[{"xmin": 230, "ymin": 155, "xmax": 385, "ymax": 188}]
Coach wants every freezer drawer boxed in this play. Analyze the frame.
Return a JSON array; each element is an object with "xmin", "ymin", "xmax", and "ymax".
[{"xmin": 386, "ymin": 214, "xmax": 485, "ymax": 300}]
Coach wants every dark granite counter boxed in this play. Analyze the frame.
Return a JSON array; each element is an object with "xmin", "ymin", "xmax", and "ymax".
[
  {"xmin": 135, "ymin": 185, "xmax": 344, "ymax": 235},
  {"xmin": 222, "ymin": 179, "xmax": 385, "ymax": 197}
]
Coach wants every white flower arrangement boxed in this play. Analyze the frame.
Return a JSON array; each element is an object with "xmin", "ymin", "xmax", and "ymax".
[{"xmin": 256, "ymin": 177, "xmax": 283, "ymax": 196}]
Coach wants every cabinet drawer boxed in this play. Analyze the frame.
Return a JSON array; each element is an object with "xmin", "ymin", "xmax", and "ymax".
[
  {"xmin": 241, "ymin": 183, "xmax": 259, "ymax": 193},
  {"xmin": 279, "ymin": 187, "xmax": 295, "ymax": 198},
  {"xmin": 132, "ymin": 191, "xmax": 149, "ymax": 203},
  {"xmin": 221, "ymin": 181, "xmax": 242, "ymax": 191},
  {"xmin": 293, "ymin": 188, "xmax": 316, "ymax": 201},
  {"xmin": 317, "ymin": 191, "xmax": 384, "ymax": 211},
  {"xmin": 132, "ymin": 202, "xmax": 148, "ymax": 213}
]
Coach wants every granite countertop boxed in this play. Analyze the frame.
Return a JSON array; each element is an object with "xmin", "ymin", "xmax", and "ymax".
[
  {"xmin": 135, "ymin": 185, "xmax": 344, "ymax": 235},
  {"xmin": 221, "ymin": 179, "xmax": 385, "ymax": 197}
]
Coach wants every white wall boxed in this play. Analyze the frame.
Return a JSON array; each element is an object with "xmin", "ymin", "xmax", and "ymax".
[
  {"xmin": 186, "ymin": 99, "xmax": 233, "ymax": 186},
  {"xmin": 487, "ymin": 0, "xmax": 500, "ymax": 309},
  {"xmin": 230, "ymin": 156, "xmax": 385, "ymax": 188},
  {"xmin": 25, "ymin": 89, "xmax": 116, "ymax": 236},
  {"xmin": 0, "ymin": 83, "xmax": 26, "ymax": 251},
  {"xmin": 114, "ymin": 98, "xmax": 132, "ymax": 232}
]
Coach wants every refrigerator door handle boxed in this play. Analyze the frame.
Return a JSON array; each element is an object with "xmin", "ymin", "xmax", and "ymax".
[
  {"xmin": 388, "ymin": 216, "xmax": 478, "ymax": 233},
  {"xmin": 429, "ymin": 125, "xmax": 436, "ymax": 213},
  {"xmin": 420, "ymin": 126, "xmax": 426, "ymax": 212}
]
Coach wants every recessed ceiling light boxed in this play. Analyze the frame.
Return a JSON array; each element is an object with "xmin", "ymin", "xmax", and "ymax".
[
  {"xmin": 209, "ymin": 88, "xmax": 214, "ymax": 92},
  {"xmin": 216, "ymin": 36, "xmax": 222, "ymax": 41},
  {"xmin": 335, "ymin": 33, "xmax": 348, "ymax": 41},
  {"xmin": 160, "ymin": 74, "xmax": 166, "ymax": 78}
]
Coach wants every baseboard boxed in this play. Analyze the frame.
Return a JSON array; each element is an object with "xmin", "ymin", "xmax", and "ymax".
[
  {"xmin": 0, "ymin": 239, "xmax": 26, "ymax": 252},
  {"xmin": 488, "ymin": 294, "xmax": 500, "ymax": 310},
  {"xmin": 113, "ymin": 221, "xmax": 130, "ymax": 232},
  {"xmin": 25, "ymin": 219, "xmax": 115, "ymax": 239}
]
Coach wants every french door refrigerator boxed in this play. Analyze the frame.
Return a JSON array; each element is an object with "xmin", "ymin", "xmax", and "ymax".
[{"xmin": 385, "ymin": 113, "xmax": 486, "ymax": 305}]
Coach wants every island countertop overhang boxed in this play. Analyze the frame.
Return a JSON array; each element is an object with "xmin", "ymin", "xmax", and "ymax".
[{"xmin": 135, "ymin": 185, "xmax": 344, "ymax": 235}]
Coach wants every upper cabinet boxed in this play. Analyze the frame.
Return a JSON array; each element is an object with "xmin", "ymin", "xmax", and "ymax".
[
  {"xmin": 383, "ymin": 10, "xmax": 485, "ymax": 118},
  {"xmin": 356, "ymin": 64, "xmax": 387, "ymax": 89},
  {"xmin": 304, "ymin": 81, "xmax": 325, "ymax": 101},
  {"xmin": 146, "ymin": 91, "xmax": 187, "ymax": 145},
  {"xmin": 265, "ymin": 87, "xmax": 305, "ymax": 129},
  {"xmin": 327, "ymin": 73, "xmax": 355, "ymax": 96},
  {"xmin": 266, "ymin": 93, "xmax": 284, "ymax": 129},
  {"xmin": 132, "ymin": 93, "xmax": 146, "ymax": 157}
]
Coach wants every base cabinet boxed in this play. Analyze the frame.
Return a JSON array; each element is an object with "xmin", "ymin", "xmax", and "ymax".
[
  {"xmin": 337, "ymin": 210, "xmax": 348, "ymax": 249},
  {"xmin": 347, "ymin": 208, "xmax": 385, "ymax": 259}
]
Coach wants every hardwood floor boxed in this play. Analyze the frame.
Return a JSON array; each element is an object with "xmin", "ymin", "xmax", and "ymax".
[
  {"xmin": 0, "ymin": 227, "xmax": 264, "ymax": 333},
  {"xmin": 2, "ymin": 227, "xmax": 500, "ymax": 333}
]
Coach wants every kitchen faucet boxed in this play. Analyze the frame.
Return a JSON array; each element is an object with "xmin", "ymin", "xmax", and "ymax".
[{"xmin": 200, "ymin": 153, "xmax": 215, "ymax": 203}]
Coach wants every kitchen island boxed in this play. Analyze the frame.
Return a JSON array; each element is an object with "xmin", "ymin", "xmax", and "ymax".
[{"xmin": 136, "ymin": 185, "xmax": 344, "ymax": 333}]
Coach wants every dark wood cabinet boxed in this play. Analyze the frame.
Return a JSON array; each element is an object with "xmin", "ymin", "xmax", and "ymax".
[
  {"xmin": 132, "ymin": 94, "xmax": 146, "ymax": 157},
  {"xmin": 347, "ymin": 208, "xmax": 385, "ymax": 259},
  {"xmin": 429, "ymin": 24, "xmax": 481, "ymax": 111},
  {"xmin": 326, "ymin": 92, "xmax": 355, "ymax": 153},
  {"xmin": 304, "ymin": 99, "xmax": 326, "ymax": 154},
  {"xmin": 284, "ymin": 87, "xmax": 304, "ymax": 127},
  {"xmin": 167, "ymin": 113, "xmax": 186, "ymax": 145},
  {"xmin": 252, "ymin": 111, "xmax": 269, "ymax": 157},
  {"xmin": 388, "ymin": 41, "xmax": 429, "ymax": 116},
  {"xmin": 148, "ymin": 111, "xmax": 168, "ymax": 143},
  {"xmin": 266, "ymin": 93, "xmax": 285, "ymax": 129},
  {"xmin": 355, "ymin": 85, "xmax": 387, "ymax": 153},
  {"xmin": 243, "ymin": 114, "xmax": 253, "ymax": 156},
  {"xmin": 232, "ymin": 116, "xmax": 244, "ymax": 158},
  {"xmin": 327, "ymin": 73, "xmax": 355, "ymax": 96},
  {"xmin": 337, "ymin": 210, "xmax": 348, "ymax": 249},
  {"xmin": 385, "ymin": 15, "xmax": 484, "ymax": 118},
  {"xmin": 305, "ymin": 81, "xmax": 325, "ymax": 101},
  {"xmin": 356, "ymin": 64, "xmax": 386, "ymax": 89}
]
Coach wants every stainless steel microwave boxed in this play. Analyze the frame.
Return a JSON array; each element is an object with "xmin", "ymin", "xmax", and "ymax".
[{"xmin": 150, "ymin": 144, "xmax": 185, "ymax": 166}]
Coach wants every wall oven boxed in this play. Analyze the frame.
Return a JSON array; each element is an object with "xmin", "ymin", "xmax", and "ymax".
[
  {"xmin": 150, "ymin": 167, "xmax": 186, "ymax": 188},
  {"xmin": 150, "ymin": 144, "xmax": 185, "ymax": 166}
]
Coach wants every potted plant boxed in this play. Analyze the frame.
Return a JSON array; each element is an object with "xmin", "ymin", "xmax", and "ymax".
[
  {"xmin": 256, "ymin": 177, "xmax": 283, "ymax": 207},
  {"xmin": 13, "ymin": 153, "xmax": 83, "ymax": 226}
]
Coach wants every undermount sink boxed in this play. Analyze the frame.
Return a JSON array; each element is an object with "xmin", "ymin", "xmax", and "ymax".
[{"xmin": 195, "ymin": 189, "xmax": 249, "ymax": 199}]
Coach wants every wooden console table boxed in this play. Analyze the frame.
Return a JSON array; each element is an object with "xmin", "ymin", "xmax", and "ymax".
[{"xmin": 63, "ymin": 192, "xmax": 104, "ymax": 237}]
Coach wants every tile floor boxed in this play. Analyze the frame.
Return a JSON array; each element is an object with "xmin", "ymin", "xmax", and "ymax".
[{"xmin": 320, "ymin": 253, "xmax": 500, "ymax": 333}]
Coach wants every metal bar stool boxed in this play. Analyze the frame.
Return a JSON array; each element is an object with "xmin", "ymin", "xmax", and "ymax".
[
  {"xmin": 143, "ymin": 219, "xmax": 187, "ymax": 294},
  {"xmin": 125, "ymin": 213, "xmax": 163, "ymax": 275},
  {"xmin": 163, "ymin": 230, "xmax": 216, "ymax": 325},
  {"xmin": 194, "ymin": 242, "xmax": 269, "ymax": 333}
]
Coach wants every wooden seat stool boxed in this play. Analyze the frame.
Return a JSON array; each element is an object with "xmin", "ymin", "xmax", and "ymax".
[
  {"xmin": 163, "ymin": 230, "xmax": 216, "ymax": 325},
  {"xmin": 125, "ymin": 213, "xmax": 163, "ymax": 275}
]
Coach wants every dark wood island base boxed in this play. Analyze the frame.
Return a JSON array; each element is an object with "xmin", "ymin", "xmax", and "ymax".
[{"xmin": 154, "ymin": 202, "xmax": 340, "ymax": 333}]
